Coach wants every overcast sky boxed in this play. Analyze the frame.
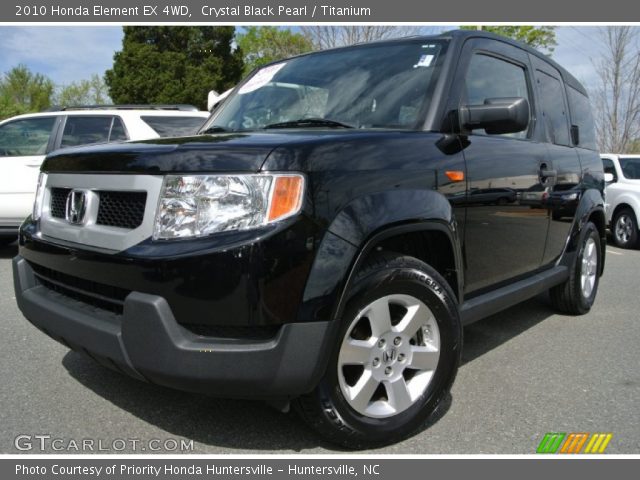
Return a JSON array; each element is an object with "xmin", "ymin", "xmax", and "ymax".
[{"xmin": 0, "ymin": 26, "xmax": 605, "ymax": 91}]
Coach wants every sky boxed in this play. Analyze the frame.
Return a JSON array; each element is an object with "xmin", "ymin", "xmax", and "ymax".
[{"xmin": 0, "ymin": 26, "xmax": 605, "ymax": 91}]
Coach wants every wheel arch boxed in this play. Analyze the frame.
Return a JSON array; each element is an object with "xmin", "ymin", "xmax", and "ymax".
[
  {"xmin": 561, "ymin": 188, "xmax": 607, "ymax": 275},
  {"xmin": 330, "ymin": 221, "xmax": 463, "ymax": 323}
]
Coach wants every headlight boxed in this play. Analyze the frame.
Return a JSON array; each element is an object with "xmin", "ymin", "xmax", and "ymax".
[
  {"xmin": 153, "ymin": 173, "xmax": 305, "ymax": 240},
  {"xmin": 32, "ymin": 172, "xmax": 47, "ymax": 221}
]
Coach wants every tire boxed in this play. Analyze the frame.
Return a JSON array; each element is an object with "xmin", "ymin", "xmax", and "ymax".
[
  {"xmin": 294, "ymin": 253, "xmax": 462, "ymax": 449},
  {"xmin": 550, "ymin": 222, "xmax": 601, "ymax": 315},
  {"xmin": 611, "ymin": 208, "xmax": 639, "ymax": 249}
]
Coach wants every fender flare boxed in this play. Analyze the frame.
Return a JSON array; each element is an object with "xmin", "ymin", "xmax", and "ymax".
[{"xmin": 330, "ymin": 220, "xmax": 463, "ymax": 322}]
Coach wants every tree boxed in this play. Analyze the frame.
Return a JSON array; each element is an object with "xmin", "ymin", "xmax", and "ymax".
[
  {"xmin": 0, "ymin": 65, "xmax": 54, "ymax": 119},
  {"xmin": 56, "ymin": 74, "xmax": 110, "ymax": 106},
  {"xmin": 105, "ymin": 27, "xmax": 244, "ymax": 110},
  {"xmin": 592, "ymin": 27, "xmax": 640, "ymax": 153},
  {"xmin": 301, "ymin": 26, "xmax": 423, "ymax": 50},
  {"xmin": 461, "ymin": 26, "xmax": 557, "ymax": 52},
  {"xmin": 236, "ymin": 27, "xmax": 313, "ymax": 75}
]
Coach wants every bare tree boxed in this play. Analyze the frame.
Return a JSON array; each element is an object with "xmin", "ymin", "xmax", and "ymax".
[
  {"xmin": 593, "ymin": 27, "xmax": 640, "ymax": 153},
  {"xmin": 300, "ymin": 26, "xmax": 429, "ymax": 50}
]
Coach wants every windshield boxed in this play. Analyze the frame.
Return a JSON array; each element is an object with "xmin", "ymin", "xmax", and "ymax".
[
  {"xmin": 202, "ymin": 40, "xmax": 447, "ymax": 132},
  {"xmin": 619, "ymin": 157, "xmax": 640, "ymax": 180}
]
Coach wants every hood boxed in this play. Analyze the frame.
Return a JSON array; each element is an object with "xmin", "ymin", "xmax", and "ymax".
[
  {"xmin": 41, "ymin": 130, "xmax": 446, "ymax": 175},
  {"xmin": 41, "ymin": 131, "xmax": 396, "ymax": 174}
]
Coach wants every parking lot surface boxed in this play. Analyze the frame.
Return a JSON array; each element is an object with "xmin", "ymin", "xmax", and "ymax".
[{"xmin": 1, "ymin": 241, "xmax": 638, "ymax": 454}]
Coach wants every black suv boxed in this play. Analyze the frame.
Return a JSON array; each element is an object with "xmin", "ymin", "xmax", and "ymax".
[{"xmin": 13, "ymin": 31, "xmax": 605, "ymax": 448}]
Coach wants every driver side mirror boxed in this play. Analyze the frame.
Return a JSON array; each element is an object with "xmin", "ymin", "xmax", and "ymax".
[
  {"xmin": 459, "ymin": 97, "xmax": 530, "ymax": 135},
  {"xmin": 604, "ymin": 172, "xmax": 615, "ymax": 183}
]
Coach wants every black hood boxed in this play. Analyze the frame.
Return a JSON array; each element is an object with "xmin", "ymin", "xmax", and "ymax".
[{"xmin": 41, "ymin": 131, "xmax": 375, "ymax": 174}]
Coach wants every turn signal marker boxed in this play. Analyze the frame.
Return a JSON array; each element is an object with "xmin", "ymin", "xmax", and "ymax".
[
  {"xmin": 268, "ymin": 175, "xmax": 304, "ymax": 222},
  {"xmin": 445, "ymin": 170, "xmax": 465, "ymax": 182}
]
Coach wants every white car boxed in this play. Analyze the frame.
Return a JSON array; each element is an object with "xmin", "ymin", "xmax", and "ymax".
[
  {"xmin": 601, "ymin": 154, "xmax": 640, "ymax": 248},
  {"xmin": 0, "ymin": 106, "xmax": 210, "ymax": 246}
]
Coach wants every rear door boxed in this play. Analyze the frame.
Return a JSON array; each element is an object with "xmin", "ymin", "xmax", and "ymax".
[
  {"xmin": 529, "ymin": 57, "xmax": 584, "ymax": 264},
  {"xmin": 451, "ymin": 38, "xmax": 550, "ymax": 295}
]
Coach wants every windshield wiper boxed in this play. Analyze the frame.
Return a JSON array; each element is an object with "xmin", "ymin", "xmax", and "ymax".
[
  {"xmin": 200, "ymin": 125, "xmax": 230, "ymax": 134},
  {"xmin": 263, "ymin": 118, "xmax": 355, "ymax": 130}
]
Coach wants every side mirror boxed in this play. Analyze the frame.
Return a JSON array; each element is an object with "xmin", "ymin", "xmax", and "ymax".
[
  {"xmin": 207, "ymin": 88, "xmax": 233, "ymax": 112},
  {"xmin": 459, "ymin": 97, "xmax": 529, "ymax": 135},
  {"xmin": 604, "ymin": 172, "xmax": 615, "ymax": 183},
  {"xmin": 207, "ymin": 90, "xmax": 221, "ymax": 112}
]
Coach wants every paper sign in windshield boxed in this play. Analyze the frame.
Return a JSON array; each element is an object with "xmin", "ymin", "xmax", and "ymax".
[
  {"xmin": 238, "ymin": 63, "xmax": 287, "ymax": 94},
  {"xmin": 414, "ymin": 54, "xmax": 434, "ymax": 68}
]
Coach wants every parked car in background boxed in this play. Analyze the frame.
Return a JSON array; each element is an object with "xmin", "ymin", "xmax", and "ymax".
[
  {"xmin": 0, "ymin": 105, "xmax": 210, "ymax": 246},
  {"xmin": 601, "ymin": 154, "xmax": 640, "ymax": 248}
]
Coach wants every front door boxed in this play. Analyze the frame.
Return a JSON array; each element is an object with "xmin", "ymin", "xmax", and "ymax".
[{"xmin": 453, "ymin": 39, "xmax": 550, "ymax": 295}]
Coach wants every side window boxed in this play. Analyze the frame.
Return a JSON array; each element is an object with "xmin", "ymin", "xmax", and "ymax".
[
  {"xmin": 60, "ymin": 116, "xmax": 113, "ymax": 148},
  {"xmin": 601, "ymin": 158, "xmax": 618, "ymax": 182},
  {"xmin": 536, "ymin": 71, "xmax": 570, "ymax": 146},
  {"xmin": 109, "ymin": 117, "xmax": 128, "ymax": 142},
  {"xmin": 0, "ymin": 117, "xmax": 56, "ymax": 156},
  {"xmin": 464, "ymin": 53, "xmax": 531, "ymax": 139},
  {"xmin": 567, "ymin": 86, "xmax": 597, "ymax": 150}
]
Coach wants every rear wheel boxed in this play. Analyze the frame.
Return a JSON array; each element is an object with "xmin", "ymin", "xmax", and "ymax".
[
  {"xmin": 550, "ymin": 222, "xmax": 601, "ymax": 315},
  {"xmin": 612, "ymin": 208, "xmax": 638, "ymax": 249},
  {"xmin": 295, "ymin": 253, "xmax": 461, "ymax": 449}
]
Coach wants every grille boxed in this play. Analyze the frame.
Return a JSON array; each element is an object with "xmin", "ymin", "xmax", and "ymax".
[
  {"xmin": 30, "ymin": 262, "xmax": 130, "ymax": 315},
  {"xmin": 48, "ymin": 188, "xmax": 146, "ymax": 229},
  {"xmin": 96, "ymin": 191, "xmax": 147, "ymax": 229},
  {"xmin": 50, "ymin": 188, "xmax": 71, "ymax": 218}
]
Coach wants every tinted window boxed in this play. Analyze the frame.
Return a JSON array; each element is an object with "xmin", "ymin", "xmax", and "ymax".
[
  {"xmin": 110, "ymin": 117, "xmax": 128, "ymax": 141},
  {"xmin": 141, "ymin": 116, "xmax": 207, "ymax": 137},
  {"xmin": 464, "ymin": 54, "xmax": 530, "ymax": 139},
  {"xmin": 537, "ymin": 71, "xmax": 570, "ymax": 145},
  {"xmin": 0, "ymin": 117, "xmax": 56, "ymax": 156},
  {"xmin": 619, "ymin": 157, "xmax": 640, "ymax": 180},
  {"xmin": 601, "ymin": 158, "xmax": 618, "ymax": 181},
  {"xmin": 567, "ymin": 86, "xmax": 597, "ymax": 150},
  {"xmin": 61, "ymin": 116, "xmax": 113, "ymax": 148}
]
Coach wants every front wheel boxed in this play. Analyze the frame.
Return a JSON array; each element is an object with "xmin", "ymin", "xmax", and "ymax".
[
  {"xmin": 550, "ymin": 222, "xmax": 601, "ymax": 315},
  {"xmin": 612, "ymin": 208, "xmax": 638, "ymax": 249},
  {"xmin": 294, "ymin": 253, "xmax": 461, "ymax": 449}
]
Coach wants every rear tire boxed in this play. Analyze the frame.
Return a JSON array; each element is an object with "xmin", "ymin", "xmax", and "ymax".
[
  {"xmin": 550, "ymin": 222, "xmax": 601, "ymax": 315},
  {"xmin": 612, "ymin": 208, "xmax": 638, "ymax": 249},
  {"xmin": 294, "ymin": 253, "xmax": 462, "ymax": 449}
]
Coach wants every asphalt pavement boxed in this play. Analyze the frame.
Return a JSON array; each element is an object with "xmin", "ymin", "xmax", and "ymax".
[{"xmin": 1, "ymin": 240, "xmax": 638, "ymax": 454}]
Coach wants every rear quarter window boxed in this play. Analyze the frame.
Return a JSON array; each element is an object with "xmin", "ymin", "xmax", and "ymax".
[
  {"xmin": 567, "ymin": 86, "xmax": 597, "ymax": 151},
  {"xmin": 140, "ymin": 116, "xmax": 207, "ymax": 137}
]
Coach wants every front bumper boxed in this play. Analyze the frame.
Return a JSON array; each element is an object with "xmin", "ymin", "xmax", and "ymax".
[{"xmin": 13, "ymin": 256, "xmax": 333, "ymax": 397}]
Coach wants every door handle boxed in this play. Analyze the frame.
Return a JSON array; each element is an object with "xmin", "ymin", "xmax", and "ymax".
[{"xmin": 539, "ymin": 164, "xmax": 557, "ymax": 180}]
